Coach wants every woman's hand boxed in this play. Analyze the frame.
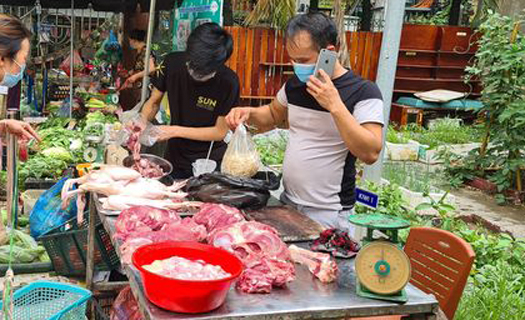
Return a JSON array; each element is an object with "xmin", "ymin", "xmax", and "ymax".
[
  {"xmin": 0, "ymin": 120, "xmax": 40, "ymax": 142},
  {"xmin": 120, "ymin": 74, "xmax": 139, "ymax": 91}
]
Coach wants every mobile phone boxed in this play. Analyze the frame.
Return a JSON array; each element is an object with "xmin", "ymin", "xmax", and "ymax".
[{"xmin": 314, "ymin": 49, "xmax": 337, "ymax": 80}]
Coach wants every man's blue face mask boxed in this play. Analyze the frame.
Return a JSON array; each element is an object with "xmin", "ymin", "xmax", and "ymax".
[{"xmin": 292, "ymin": 62, "xmax": 315, "ymax": 83}]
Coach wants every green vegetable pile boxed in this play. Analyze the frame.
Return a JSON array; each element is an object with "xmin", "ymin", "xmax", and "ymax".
[
  {"xmin": 254, "ymin": 130, "xmax": 288, "ymax": 167},
  {"xmin": 18, "ymin": 112, "xmax": 119, "ymax": 187}
]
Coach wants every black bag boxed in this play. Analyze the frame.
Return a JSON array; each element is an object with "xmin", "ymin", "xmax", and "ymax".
[{"xmin": 185, "ymin": 172, "xmax": 281, "ymax": 210}]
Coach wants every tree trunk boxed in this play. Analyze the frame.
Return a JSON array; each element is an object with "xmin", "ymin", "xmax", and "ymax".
[
  {"xmin": 361, "ymin": 0, "xmax": 372, "ymax": 31},
  {"xmin": 448, "ymin": 0, "xmax": 462, "ymax": 25},
  {"xmin": 310, "ymin": 0, "xmax": 319, "ymax": 11},
  {"xmin": 479, "ymin": 110, "xmax": 495, "ymax": 158},
  {"xmin": 223, "ymin": 0, "xmax": 234, "ymax": 26}
]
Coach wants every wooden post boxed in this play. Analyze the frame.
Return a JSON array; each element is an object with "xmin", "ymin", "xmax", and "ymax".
[
  {"xmin": 361, "ymin": 0, "xmax": 372, "ymax": 32},
  {"xmin": 86, "ymin": 193, "xmax": 97, "ymax": 291}
]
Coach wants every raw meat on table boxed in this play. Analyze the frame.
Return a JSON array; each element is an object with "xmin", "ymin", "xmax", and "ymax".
[
  {"xmin": 193, "ymin": 203, "xmax": 245, "ymax": 232},
  {"xmin": 115, "ymin": 206, "xmax": 182, "ymax": 241},
  {"xmin": 311, "ymin": 229, "xmax": 360, "ymax": 258},
  {"xmin": 208, "ymin": 221, "xmax": 290, "ymax": 261},
  {"xmin": 142, "ymin": 256, "xmax": 231, "ymax": 281},
  {"xmin": 289, "ymin": 245, "xmax": 338, "ymax": 283},
  {"xmin": 236, "ymin": 257, "xmax": 295, "ymax": 293},
  {"xmin": 115, "ymin": 205, "xmax": 207, "ymax": 264},
  {"xmin": 119, "ymin": 222, "xmax": 206, "ymax": 265},
  {"xmin": 207, "ymin": 220, "xmax": 295, "ymax": 293}
]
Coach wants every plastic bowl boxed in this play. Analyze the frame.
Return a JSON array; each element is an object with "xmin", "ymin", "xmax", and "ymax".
[
  {"xmin": 132, "ymin": 241, "xmax": 244, "ymax": 313},
  {"xmin": 122, "ymin": 154, "xmax": 173, "ymax": 179},
  {"xmin": 192, "ymin": 159, "xmax": 217, "ymax": 177}
]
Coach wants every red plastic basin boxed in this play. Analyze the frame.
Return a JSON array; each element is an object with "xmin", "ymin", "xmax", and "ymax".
[{"xmin": 132, "ymin": 241, "xmax": 244, "ymax": 314}]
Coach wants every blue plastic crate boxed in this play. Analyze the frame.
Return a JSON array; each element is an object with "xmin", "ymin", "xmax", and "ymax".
[{"xmin": 0, "ymin": 281, "xmax": 92, "ymax": 320}]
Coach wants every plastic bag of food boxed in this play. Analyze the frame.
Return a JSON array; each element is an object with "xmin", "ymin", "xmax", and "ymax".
[
  {"xmin": 115, "ymin": 113, "xmax": 159, "ymax": 149},
  {"xmin": 185, "ymin": 171, "xmax": 281, "ymax": 210},
  {"xmin": 29, "ymin": 176, "xmax": 78, "ymax": 239},
  {"xmin": 221, "ymin": 124, "xmax": 261, "ymax": 178},
  {"xmin": 110, "ymin": 286, "xmax": 143, "ymax": 320},
  {"xmin": 60, "ymin": 50, "xmax": 84, "ymax": 77}
]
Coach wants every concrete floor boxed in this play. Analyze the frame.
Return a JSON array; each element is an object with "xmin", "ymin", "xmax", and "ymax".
[{"xmin": 451, "ymin": 188, "xmax": 525, "ymax": 238}]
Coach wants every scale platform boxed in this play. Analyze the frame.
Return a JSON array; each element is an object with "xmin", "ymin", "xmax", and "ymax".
[{"xmin": 349, "ymin": 214, "xmax": 412, "ymax": 303}]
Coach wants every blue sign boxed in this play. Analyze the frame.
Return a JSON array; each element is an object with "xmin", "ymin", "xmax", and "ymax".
[{"xmin": 355, "ymin": 188, "xmax": 379, "ymax": 209}]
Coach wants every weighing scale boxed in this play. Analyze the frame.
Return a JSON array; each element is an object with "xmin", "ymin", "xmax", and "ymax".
[
  {"xmin": 83, "ymin": 123, "xmax": 106, "ymax": 163},
  {"xmin": 106, "ymin": 87, "xmax": 119, "ymax": 105},
  {"xmin": 348, "ymin": 214, "xmax": 412, "ymax": 303}
]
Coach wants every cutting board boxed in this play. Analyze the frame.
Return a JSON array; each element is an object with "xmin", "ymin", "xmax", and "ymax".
[{"xmin": 246, "ymin": 206, "xmax": 325, "ymax": 242}]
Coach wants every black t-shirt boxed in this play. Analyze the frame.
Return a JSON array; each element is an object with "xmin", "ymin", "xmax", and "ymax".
[{"xmin": 151, "ymin": 52, "xmax": 240, "ymax": 178}]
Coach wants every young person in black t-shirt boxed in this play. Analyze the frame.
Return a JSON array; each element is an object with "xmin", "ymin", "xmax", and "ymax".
[{"xmin": 140, "ymin": 23, "xmax": 240, "ymax": 179}]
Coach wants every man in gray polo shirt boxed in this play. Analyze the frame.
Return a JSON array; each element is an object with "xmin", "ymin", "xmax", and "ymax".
[{"xmin": 226, "ymin": 12, "xmax": 384, "ymax": 234}]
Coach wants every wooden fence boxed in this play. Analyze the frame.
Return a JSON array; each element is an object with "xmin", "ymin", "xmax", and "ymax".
[{"xmin": 224, "ymin": 26, "xmax": 383, "ymax": 102}]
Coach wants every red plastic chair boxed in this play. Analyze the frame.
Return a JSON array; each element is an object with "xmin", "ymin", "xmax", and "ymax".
[
  {"xmin": 350, "ymin": 227, "xmax": 475, "ymax": 320},
  {"xmin": 403, "ymin": 227, "xmax": 475, "ymax": 319}
]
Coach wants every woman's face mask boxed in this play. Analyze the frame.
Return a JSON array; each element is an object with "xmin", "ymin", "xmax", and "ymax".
[{"xmin": 1, "ymin": 59, "xmax": 25, "ymax": 88}]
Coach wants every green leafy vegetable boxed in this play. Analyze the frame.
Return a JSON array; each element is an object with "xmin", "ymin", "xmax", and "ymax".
[
  {"xmin": 254, "ymin": 130, "xmax": 288, "ymax": 166},
  {"xmin": 0, "ymin": 229, "xmax": 49, "ymax": 264},
  {"xmin": 19, "ymin": 154, "xmax": 69, "ymax": 182},
  {"xmin": 42, "ymin": 147, "xmax": 73, "ymax": 162}
]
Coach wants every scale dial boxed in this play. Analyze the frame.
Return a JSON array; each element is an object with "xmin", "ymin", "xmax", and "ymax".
[
  {"xmin": 355, "ymin": 241, "xmax": 411, "ymax": 295},
  {"xmin": 84, "ymin": 147, "xmax": 99, "ymax": 163}
]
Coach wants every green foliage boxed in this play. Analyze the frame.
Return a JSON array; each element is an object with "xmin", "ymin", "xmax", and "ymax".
[
  {"xmin": 443, "ymin": 12, "xmax": 525, "ymax": 201},
  {"xmin": 381, "ymin": 161, "xmax": 447, "ymax": 193},
  {"xmin": 355, "ymin": 181, "xmax": 423, "ymax": 224},
  {"xmin": 386, "ymin": 125, "xmax": 409, "ymax": 144},
  {"xmin": 244, "ymin": 0, "xmax": 296, "ymax": 30},
  {"xmin": 387, "ymin": 119, "xmax": 482, "ymax": 149},
  {"xmin": 456, "ymin": 260, "xmax": 525, "ymax": 320},
  {"xmin": 471, "ymin": 0, "xmax": 502, "ymax": 28}
]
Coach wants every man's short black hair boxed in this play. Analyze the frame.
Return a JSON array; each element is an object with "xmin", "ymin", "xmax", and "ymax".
[
  {"xmin": 186, "ymin": 22, "xmax": 233, "ymax": 76},
  {"xmin": 129, "ymin": 29, "xmax": 146, "ymax": 42},
  {"xmin": 285, "ymin": 12, "xmax": 338, "ymax": 51}
]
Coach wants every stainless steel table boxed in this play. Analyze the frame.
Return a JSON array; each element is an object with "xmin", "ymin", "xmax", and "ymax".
[{"xmin": 86, "ymin": 195, "xmax": 439, "ymax": 320}]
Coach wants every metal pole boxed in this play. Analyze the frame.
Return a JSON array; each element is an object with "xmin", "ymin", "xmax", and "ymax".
[
  {"xmin": 363, "ymin": 1, "xmax": 405, "ymax": 183},
  {"xmin": 5, "ymin": 109, "xmax": 19, "ymax": 228},
  {"xmin": 69, "ymin": 0, "xmax": 75, "ymax": 119},
  {"xmin": 139, "ymin": 0, "xmax": 157, "ymax": 107}
]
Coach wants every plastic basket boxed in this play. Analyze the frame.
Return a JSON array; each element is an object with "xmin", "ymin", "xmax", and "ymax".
[
  {"xmin": 0, "ymin": 281, "xmax": 92, "ymax": 320},
  {"xmin": 92, "ymin": 292, "xmax": 118, "ymax": 320},
  {"xmin": 39, "ymin": 212, "xmax": 120, "ymax": 277}
]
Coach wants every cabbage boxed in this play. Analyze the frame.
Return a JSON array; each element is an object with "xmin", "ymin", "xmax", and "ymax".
[{"xmin": 42, "ymin": 147, "xmax": 73, "ymax": 162}]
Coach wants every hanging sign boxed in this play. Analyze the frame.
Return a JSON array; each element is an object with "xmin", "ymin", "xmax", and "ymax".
[
  {"xmin": 173, "ymin": 0, "xmax": 224, "ymax": 51},
  {"xmin": 355, "ymin": 187, "xmax": 379, "ymax": 209}
]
